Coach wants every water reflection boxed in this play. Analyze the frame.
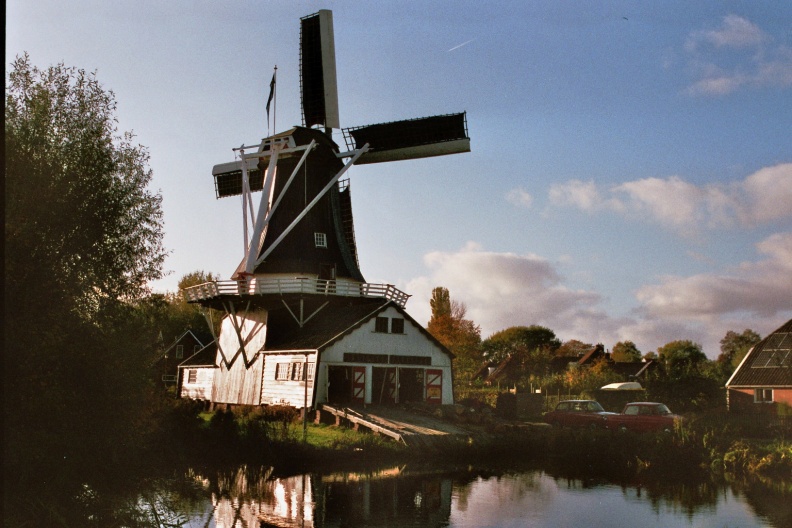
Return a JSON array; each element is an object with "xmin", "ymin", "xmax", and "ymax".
[{"xmin": 175, "ymin": 464, "xmax": 790, "ymax": 528}]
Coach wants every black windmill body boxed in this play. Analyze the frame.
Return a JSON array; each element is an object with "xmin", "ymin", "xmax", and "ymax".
[{"xmin": 189, "ymin": 9, "xmax": 470, "ymax": 315}]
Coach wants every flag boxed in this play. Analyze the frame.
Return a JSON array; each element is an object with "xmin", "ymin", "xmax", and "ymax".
[{"xmin": 266, "ymin": 72, "xmax": 276, "ymax": 122}]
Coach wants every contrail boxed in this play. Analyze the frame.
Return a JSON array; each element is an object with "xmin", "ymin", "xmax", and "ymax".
[{"xmin": 447, "ymin": 38, "xmax": 475, "ymax": 52}]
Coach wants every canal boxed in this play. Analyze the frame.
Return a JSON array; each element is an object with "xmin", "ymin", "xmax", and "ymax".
[{"xmin": 127, "ymin": 463, "xmax": 790, "ymax": 527}]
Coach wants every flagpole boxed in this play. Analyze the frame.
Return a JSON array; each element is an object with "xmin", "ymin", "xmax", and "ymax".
[
  {"xmin": 273, "ymin": 65, "xmax": 277, "ymax": 134},
  {"xmin": 266, "ymin": 66, "xmax": 277, "ymax": 135}
]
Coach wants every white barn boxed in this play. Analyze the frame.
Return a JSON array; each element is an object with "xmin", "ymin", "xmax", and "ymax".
[{"xmin": 187, "ymin": 296, "xmax": 454, "ymax": 410}]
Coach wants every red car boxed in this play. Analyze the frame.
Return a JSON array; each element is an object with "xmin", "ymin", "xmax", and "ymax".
[
  {"xmin": 604, "ymin": 402, "xmax": 681, "ymax": 433},
  {"xmin": 544, "ymin": 400, "xmax": 615, "ymax": 429}
]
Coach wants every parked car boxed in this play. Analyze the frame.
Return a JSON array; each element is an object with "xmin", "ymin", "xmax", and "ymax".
[
  {"xmin": 603, "ymin": 402, "xmax": 681, "ymax": 433},
  {"xmin": 544, "ymin": 400, "xmax": 615, "ymax": 429}
]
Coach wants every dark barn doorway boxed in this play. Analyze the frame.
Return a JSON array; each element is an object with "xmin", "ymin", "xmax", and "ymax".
[
  {"xmin": 372, "ymin": 367, "xmax": 397, "ymax": 404},
  {"xmin": 327, "ymin": 366, "xmax": 353, "ymax": 404},
  {"xmin": 398, "ymin": 368, "xmax": 425, "ymax": 403}
]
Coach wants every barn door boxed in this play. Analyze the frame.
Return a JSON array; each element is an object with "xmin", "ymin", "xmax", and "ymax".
[
  {"xmin": 426, "ymin": 369, "xmax": 443, "ymax": 405},
  {"xmin": 373, "ymin": 367, "xmax": 397, "ymax": 404},
  {"xmin": 351, "ymin": 366, "xmax": 366, "ymax": 404}
]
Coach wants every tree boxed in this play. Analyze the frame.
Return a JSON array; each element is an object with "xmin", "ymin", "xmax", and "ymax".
[
  {"xmin": 482, "ymin": 325, "xmax": 559, "ymax": 363},
  {"xmin": 717, "ymin": 329, "xmax": 761, "ymax": 370},
  {"xmin": 4, "ymin": 55, "xmax": 167, "ymax": 508},
  {"xmin": 427, "ymin": 287, "xmax": 482, "ymax": 382},
  {"xmin": 178, "ymin": 269, "xmax": 219, "ymax": 290},
  {"xmin": 429, "ymin": 286, "xmax": 452, "ymax": 319},
  {"xmin": 657, "ymin": 340, "xmax": 707, "ymax": 377},
  {"xmin": 556, "ymin": 339, "xmax": 594, "ymax": 357},
  {"xmin": 479, "ymin": 325, "xmax": 560, "ymax": 388},
  {"xmin": 643, "ymin": 351, "xmax": 659, "ymax": 361},
  {"xmin": 612, "ymin": 341, "xmax": 642, "ymax": 362}
]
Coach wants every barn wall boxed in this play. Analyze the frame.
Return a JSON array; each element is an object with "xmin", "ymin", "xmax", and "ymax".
[
  {"xmin": 213, "ymin": 354, "xmax": 264, "ymax": 405},
  {"xmin": 180, "ymin": 367, "xmax": 215, "ymax": 401},
  {"xmin": 212, "ymin": 310, "xmax": 268, "ymax": 405},
  {"xmin": 260, "ymin": 353, "xmax": 318, "ymax": 408},
  {"xmin": 316, "ymin": 306, "xmax": 454, "ymax": 405}
]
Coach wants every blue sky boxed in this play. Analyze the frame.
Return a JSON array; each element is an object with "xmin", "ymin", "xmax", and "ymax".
[{"xmin": 8, "ymin": 1, "xmax": 791, "ymax": 357}]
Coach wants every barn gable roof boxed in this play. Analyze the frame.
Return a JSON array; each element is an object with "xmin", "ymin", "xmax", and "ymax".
[
  {"xmin": 263, "ymin": 297, "xmax": 453, "ymax": 358},
  {"xmin": 151, "ymin": 330, "xmax": 206, "ymax": 366},
  {"xmin": 726, "ymin": 319, "xmax": 792, "ymax": 388},
  {"xmin": 178, "ymin": 342, "xmax": 218, "ymax": 368}
]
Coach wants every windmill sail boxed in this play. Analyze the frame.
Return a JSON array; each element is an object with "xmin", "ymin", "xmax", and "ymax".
[
  {"xmin": 300, "ymin": 10, "xmax": 340, "ymax": 130},
  {"xmin": 342, "ymin": 112, "xmax": 470, "ymax": 164}
]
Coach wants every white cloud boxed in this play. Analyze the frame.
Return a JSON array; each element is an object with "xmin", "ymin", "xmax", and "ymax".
[
  {"xmin": 548, "ymin": 179, "xmax": 623, "ymax": 212},
  {"xmin": 404, "ymin": 243, "xmax": 608, "ymax": 341},
  {"xmin": 506, "ymin": 187, "xmax": 533, "ymax": 208},
  {"xmin": 402, "ymin": 236, "xmax": 792, "ymax": 358},
  {"xmin": 636, "ymin": 231, "xmax": 792, "ymax": 320},
  {"xmin": 683, "ymin": 15, "xmax": 792, "ymax": 95},
  {"xmin": 738, "ymin": 163, "xmax": 792, "ymax": 225},
  {"xmin": 687, "ymin": 14, "xmax": 767, "ymax": 51},
  {"xmin": 547, "ymin": 163, "xmax": 792, "ymax": 233}
]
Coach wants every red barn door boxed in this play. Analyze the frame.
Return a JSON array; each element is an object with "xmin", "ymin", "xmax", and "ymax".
[
  {"xmin": 351, "ymin": 366, "xmax": 366, "ymax": 403},
  {"xmin": 426, "ymin": 369, "xmax": 443, "ymax": 405}
]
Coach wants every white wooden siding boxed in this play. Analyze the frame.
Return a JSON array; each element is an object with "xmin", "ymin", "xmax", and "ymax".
[
  {"xmin": 213, "ymin": 354, "xmax": 264, "ymax": 405},
  {"xmin": 261, "ymin": 353, "xmax": 317, "ymax": 408},
  {"xmin": 315, "ymin": 306, "xmax": 454, "ymax": 405},
  {"xmin": 180, "ymin": 367, "xmax": 215, "ymax": 400},
  {"xmin": 212, "ymin": 310, "xmax": 268, "ymax": 405}
]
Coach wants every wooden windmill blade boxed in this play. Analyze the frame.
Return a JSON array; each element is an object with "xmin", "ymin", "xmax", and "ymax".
[
  {"xmin": 300, "ymin": 10, "xmax": 340, "ymax": 131},
  {"xmin": 341, "ymin": 112, "xmax": 470, "ymax": 164}
]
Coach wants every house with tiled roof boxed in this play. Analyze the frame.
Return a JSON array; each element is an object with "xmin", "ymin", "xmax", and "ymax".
[{"xmin": 726, "ymin": 319, "xmax": 792, "ymax": 414}]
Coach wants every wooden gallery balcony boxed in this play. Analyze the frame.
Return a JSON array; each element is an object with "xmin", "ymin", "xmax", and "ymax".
[{"xmin": 182, "ymin": 278, "xmax": 411, "ymax": 308}]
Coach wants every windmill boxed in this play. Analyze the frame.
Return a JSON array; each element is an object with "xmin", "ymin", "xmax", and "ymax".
[{"xmin": 183, "ymin": 10, "xmax": 469, "ymax": 409}]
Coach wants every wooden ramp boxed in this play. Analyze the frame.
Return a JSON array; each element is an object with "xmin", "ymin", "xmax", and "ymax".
[{"xmin": 317, "ymin": 404, "xmax": 475, "ymax": 448}]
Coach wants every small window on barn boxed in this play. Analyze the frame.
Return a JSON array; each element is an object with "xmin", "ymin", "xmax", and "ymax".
[
  {"xmin": 314, "ymin": 232, "xmax": 327, "ymax": 248},
  {"xmin": 291, "ymin": 362, "xmax": 304, "ymax": 381},
  {"xmin": 375, "ymin": 317, "xmax": 389, "ymax": 333},
  {"xmin": 188, "ymin": 369, "xmax": 197, "ymax": 384},
  {"xmin": 754, "ymin": 388, "xmax": 773, "ymax": 403},
  {"xmin": 176, "ymin": 345, "xmax": 184, "ymax": 359},
  {"xmin": 275, "ymin": 363, "xmax": 289, "ymax": 381},
  {"xmin": 391, "ymin": 318, "xmax": 405, "ymax": 334},
  {"xmin": 306, "ymin": 363, "xmax": 315, "ymax": 381}
]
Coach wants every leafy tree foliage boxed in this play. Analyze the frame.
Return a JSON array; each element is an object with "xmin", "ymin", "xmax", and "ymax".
[
  {"xmin": 4, "ymin": 55, "xmax": 167, "ymax": 513},
  {"xmin": 482, "ymin": 325, "xmax": 560, "ymax": 364},
  {"xmin": 178, "ymin": 269, "xmax": 219, "ymax": 290},
  {"xmin": 563, "ymin": 358, "xmax": 623, "ymax": 395},
  {"xmin": 6, "ymin": 55, "xmax": 165, "ymax": 313},
  {"xmin": 717, "ymin": 329, "xmax": 761, "ymax": 370},
  {"xmin": 556, "ymin": 339, "xmax": 594, "ymax": 357},
  {"xmin": 657, "ymin": 339, "xmax": 707, "ymax": 377},
  {"xmin": 612, "ymin": 340, "xmax": 642, "ymax": 362},
  {"xmin": 427, "ymin": 287, "xmax": 482, "ymax": 382},
  {"xmin": 429, "ymin": 286, "xmax": 452, "ymax": 319},
  {"xmin": 477, "ymin": 325, "xmax": 560, "ymax": 387}
]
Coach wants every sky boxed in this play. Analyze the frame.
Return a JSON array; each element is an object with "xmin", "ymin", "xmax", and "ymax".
[{"xmin": 7, "ymin": 1, "xmax": 792, "ymax": 358}]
